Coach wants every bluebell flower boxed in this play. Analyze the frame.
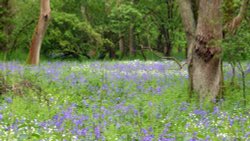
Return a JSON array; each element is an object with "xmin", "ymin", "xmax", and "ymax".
[
  {"xmin": 142, "ymin": 135, "xmax": 154, "ymax": 141},
  {"xmin": 158, "ymin": 137, "xmax": 175, "ymax": 141},
  {"xmin": 5, "ymin": 97, "xmax": 12, "ymax": 103},
  {"xmin": 95, "ymin": 126, "xmax": 101, "ymax": 139},
  {"xmin": 0, "ymin": 114, "xmax": 3, "ymax": 120},
  {"xmin": 213, "ymin": 106, "xmax": 219, "ymax": 114}
]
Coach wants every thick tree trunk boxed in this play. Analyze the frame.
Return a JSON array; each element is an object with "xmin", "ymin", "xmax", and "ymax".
[
  {"xmin": 179, "ymin": 0, "xmax": 248, "ymax": 101},
  {"xmin": 191, "ymin": 0, "xmax": 223, "ymax": 100},
  {"xmin": 27, "ymin": 0, "xmax": 51, "ymax": 65}
]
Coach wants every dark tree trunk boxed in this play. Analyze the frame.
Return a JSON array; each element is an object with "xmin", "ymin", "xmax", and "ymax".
[
  {"xmin": 119, "ymin": 33, "xmax": 125, "ymax": 58},
  {"xmin": 163, "ymin": 28, "xmax": 172, "ymax": 57},
  {"xmin": 27, "ymin": 0, "xmax": 51, "ymax": 65},
  {"xmin": 164, "ymin": 0, "xmax": 173, "ymax": 57},
  {"xmin": 129, "ymin": 24, "xmax": 136, "ymax": 56},
  {"xmin": 0, "ymin": 0, "xmax": 14, "ymax": 52},
  {"xmin": 156, "ymin": 30, "xmax": 163, "ymax": 51},
  {"xmin": 157, "ymin": 25, "xmax": 172, "ymax": 57}
]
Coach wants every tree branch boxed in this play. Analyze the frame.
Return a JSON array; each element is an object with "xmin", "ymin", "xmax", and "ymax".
[
  {"xmin": 224, "ymin": 0, "xmax": 250, "ymax": 34},
  {"xmin": 141, "ymin": 45, "xmax": 186, "ymax": 69}
]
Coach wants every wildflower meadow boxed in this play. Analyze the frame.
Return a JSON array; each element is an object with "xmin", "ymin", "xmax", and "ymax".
[{"xmin": 0, "ymin": 61, "xmax": 249, "ymax": 141}]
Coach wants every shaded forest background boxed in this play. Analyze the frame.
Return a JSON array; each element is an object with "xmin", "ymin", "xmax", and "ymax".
[{"xmin": 0, "ymin": 0, "xmax": 249, "ymax": 62}]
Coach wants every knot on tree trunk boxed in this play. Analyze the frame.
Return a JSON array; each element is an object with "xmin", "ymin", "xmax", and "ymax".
[
  {"xmin": 194, "ymin": 34, "xmax": 220, "ymax": 62},
  {"xmin": 43, "ymin": 13, "xmax": 50, "ymax": 21}
]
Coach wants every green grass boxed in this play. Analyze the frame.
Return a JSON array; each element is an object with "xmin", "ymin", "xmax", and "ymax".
[{"xmin": 0, "ymin": 61, "xmax": 249, "ymax": 140}]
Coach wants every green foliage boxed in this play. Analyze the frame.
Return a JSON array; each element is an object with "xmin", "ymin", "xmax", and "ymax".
[
  {"xmin": 10, "ymin": 0, "xmax": 39, "ymax": 50},
  {"xmin": 0, "ymin": 1, "xmax": 12, "ymax": 51},
  {"xmin": 0, "ymin": 0, "xmax": 189, "ymax": 61},
  {"xmin": 43, "ymin": 12, "xmax": 104, "ymax": 59},
  {"xmin": 109, "ymin": 4, "xmax": 142, "ymax": 33},
  {"xmin": 223, "ymin": 22, "xmax": 250, "ymax": 62}
]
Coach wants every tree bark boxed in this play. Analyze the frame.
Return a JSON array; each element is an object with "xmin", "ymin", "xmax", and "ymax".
[
  {"xmin": 119, "ymin": 33, "xmax": 125, "ymax": 58},
  {"xmin": 129, "ymin": 24, "xmax": 136, "ymax": 56},
  {"xmin": 27, "ymin": 0, "xmax": 51, "ymax": 65},
  {"xmin": 177, "ymin": 0, "xmax": 196, "ymax": 97},
  {"xmin": 0, "ymin": 0, "xmax": 15, "ymax": 52},
  {"xmin": 177, "ymin": 0, "xmax": 196, "ymax": 61},
  {"xmin": 164, "ymin": 0, "xmax": 174, "ymax": 57},
  {"xmin": 163, "ymin": 28, "xmax": 172, "ymax": 57},
  {"xmin": 191, "ymin": 0, "xmax": 223, "ymax": 100},
  {"xmin": 179, "ymin": 0, "xmax": 249, "ymax": 101}
]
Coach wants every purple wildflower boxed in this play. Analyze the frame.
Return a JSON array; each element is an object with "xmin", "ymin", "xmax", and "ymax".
[
  {"xmin": 5, "ymin": 97, "xmax": 12, "ymax": 103},
  {"xmin": 193, "ymin": 109, "xmax": 207, "ymax": 117},
  {"xmin": 245, "ymin": 132, "xmax": 250, "ymax": 138},
  {"xmin": 213, "ymin": 106, "xmax": 219, "ymax": 114},
  {"xmin": 78, "ymin": 128, "xmax": 88, "ymax": 136},
  {"xmin": 158, "ymin": 137, "xmax": 175, "ymax": 141},
  {"xmin": 142, "ymin": 135, "xmax": 154, "ymax": 141},
  {"xmin": 94, "ymin": 126, "xmax": 101, "ymax": 140}
]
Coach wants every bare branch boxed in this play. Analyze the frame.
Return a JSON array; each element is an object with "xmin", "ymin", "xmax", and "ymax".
[{"xmin": 141, "ymin": 45, "xmax": 186, "ymax": 69}]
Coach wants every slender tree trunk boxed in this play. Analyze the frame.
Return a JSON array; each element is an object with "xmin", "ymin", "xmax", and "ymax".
[
  {"xmin": 0, "ymin": 0, "xmax": 15, "ymax": 52},
  {"xmin": 163, "ymin": 28, "xmax": 172, "ymax": 57},
  {"xmin": 156, "ymin": 30, "xmax": 163, "ymax": 51},
  {"xmin": 129, "ymin": 24, "xmax": 136, "ymax": 56},
  {"xmin": 119, "ymin": 33, "xmax": 125, "ymax": 58},
  {"xmin": 178, "ymin": 0, "xmax": 196, "ymax": 60},
  {"xmin": 27, "ymin": 0, "xmax": 51, "ymax": 65},
  {"xmin": 177, "ymin": 0, "xmax": 196, "ymax": 97},
  {"xmin": 229, "ymin": 62, "xmax": 236, "ymax": 86},
  {"xmin": 164, "ymin": 0, "xmax": 173, "ymax": 57}
]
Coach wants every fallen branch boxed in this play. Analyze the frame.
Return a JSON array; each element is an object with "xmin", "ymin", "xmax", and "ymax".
[{"xmin": 141, "ymin": 45, "xmax": 187, "ymax": 69}]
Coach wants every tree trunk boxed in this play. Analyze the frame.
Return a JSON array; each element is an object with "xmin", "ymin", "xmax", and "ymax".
[
  {"xmin": 129, "ymin": 24, "xmax": 136, "ymax": 56},
  {"xmin": 0, "ymin": 0, "xmax": 15, "ymax": 52},
  {"xmin": 27, "ymin": 0, "xmax": 51, "ymax": 65},
  {"xmin": 179, "ymin": 0, "xmax": 249, "ymax": 101},
  {"xmin": 119, "ymin": 33, "xmax": 125, "ymax": 58},
  {"xmin": 164, "ymin": 0, "xmax": 173, "ymax": 57},
  {"xmin": 177, "ymin": 0, "xmax": 196, "ymax": 97},
  {"xmin": 191, "ymin": 0, "xmax": 223, "ymax": 100},
  {"xmin": 163, "ymin": 28, "xmax": 172, "ymax": 57}
]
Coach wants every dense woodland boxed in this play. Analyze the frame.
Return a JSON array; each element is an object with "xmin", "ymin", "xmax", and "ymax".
[
  {"xmin": 0, "ymin": 0, "xmax": 187, "ymax": 61},
  {"xmin": 0, "ymin": 0, "xmax": 247, "ymax": 61}
]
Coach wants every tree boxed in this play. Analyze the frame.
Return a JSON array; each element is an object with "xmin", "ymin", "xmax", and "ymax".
[
  {"xmin": 27, "ymin": 0, "xmax": 51, "ymax": 65},
  {"xmin": 0, "ymin": 0, "xmax": 15, "ymax": 54},
  {"xmin": 178, "ymin": 0, "xmax": 249, "ymax": 101},
  {"xmin": 43, "ymin": 12, "xmax": 104, "ymax": 60}
]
